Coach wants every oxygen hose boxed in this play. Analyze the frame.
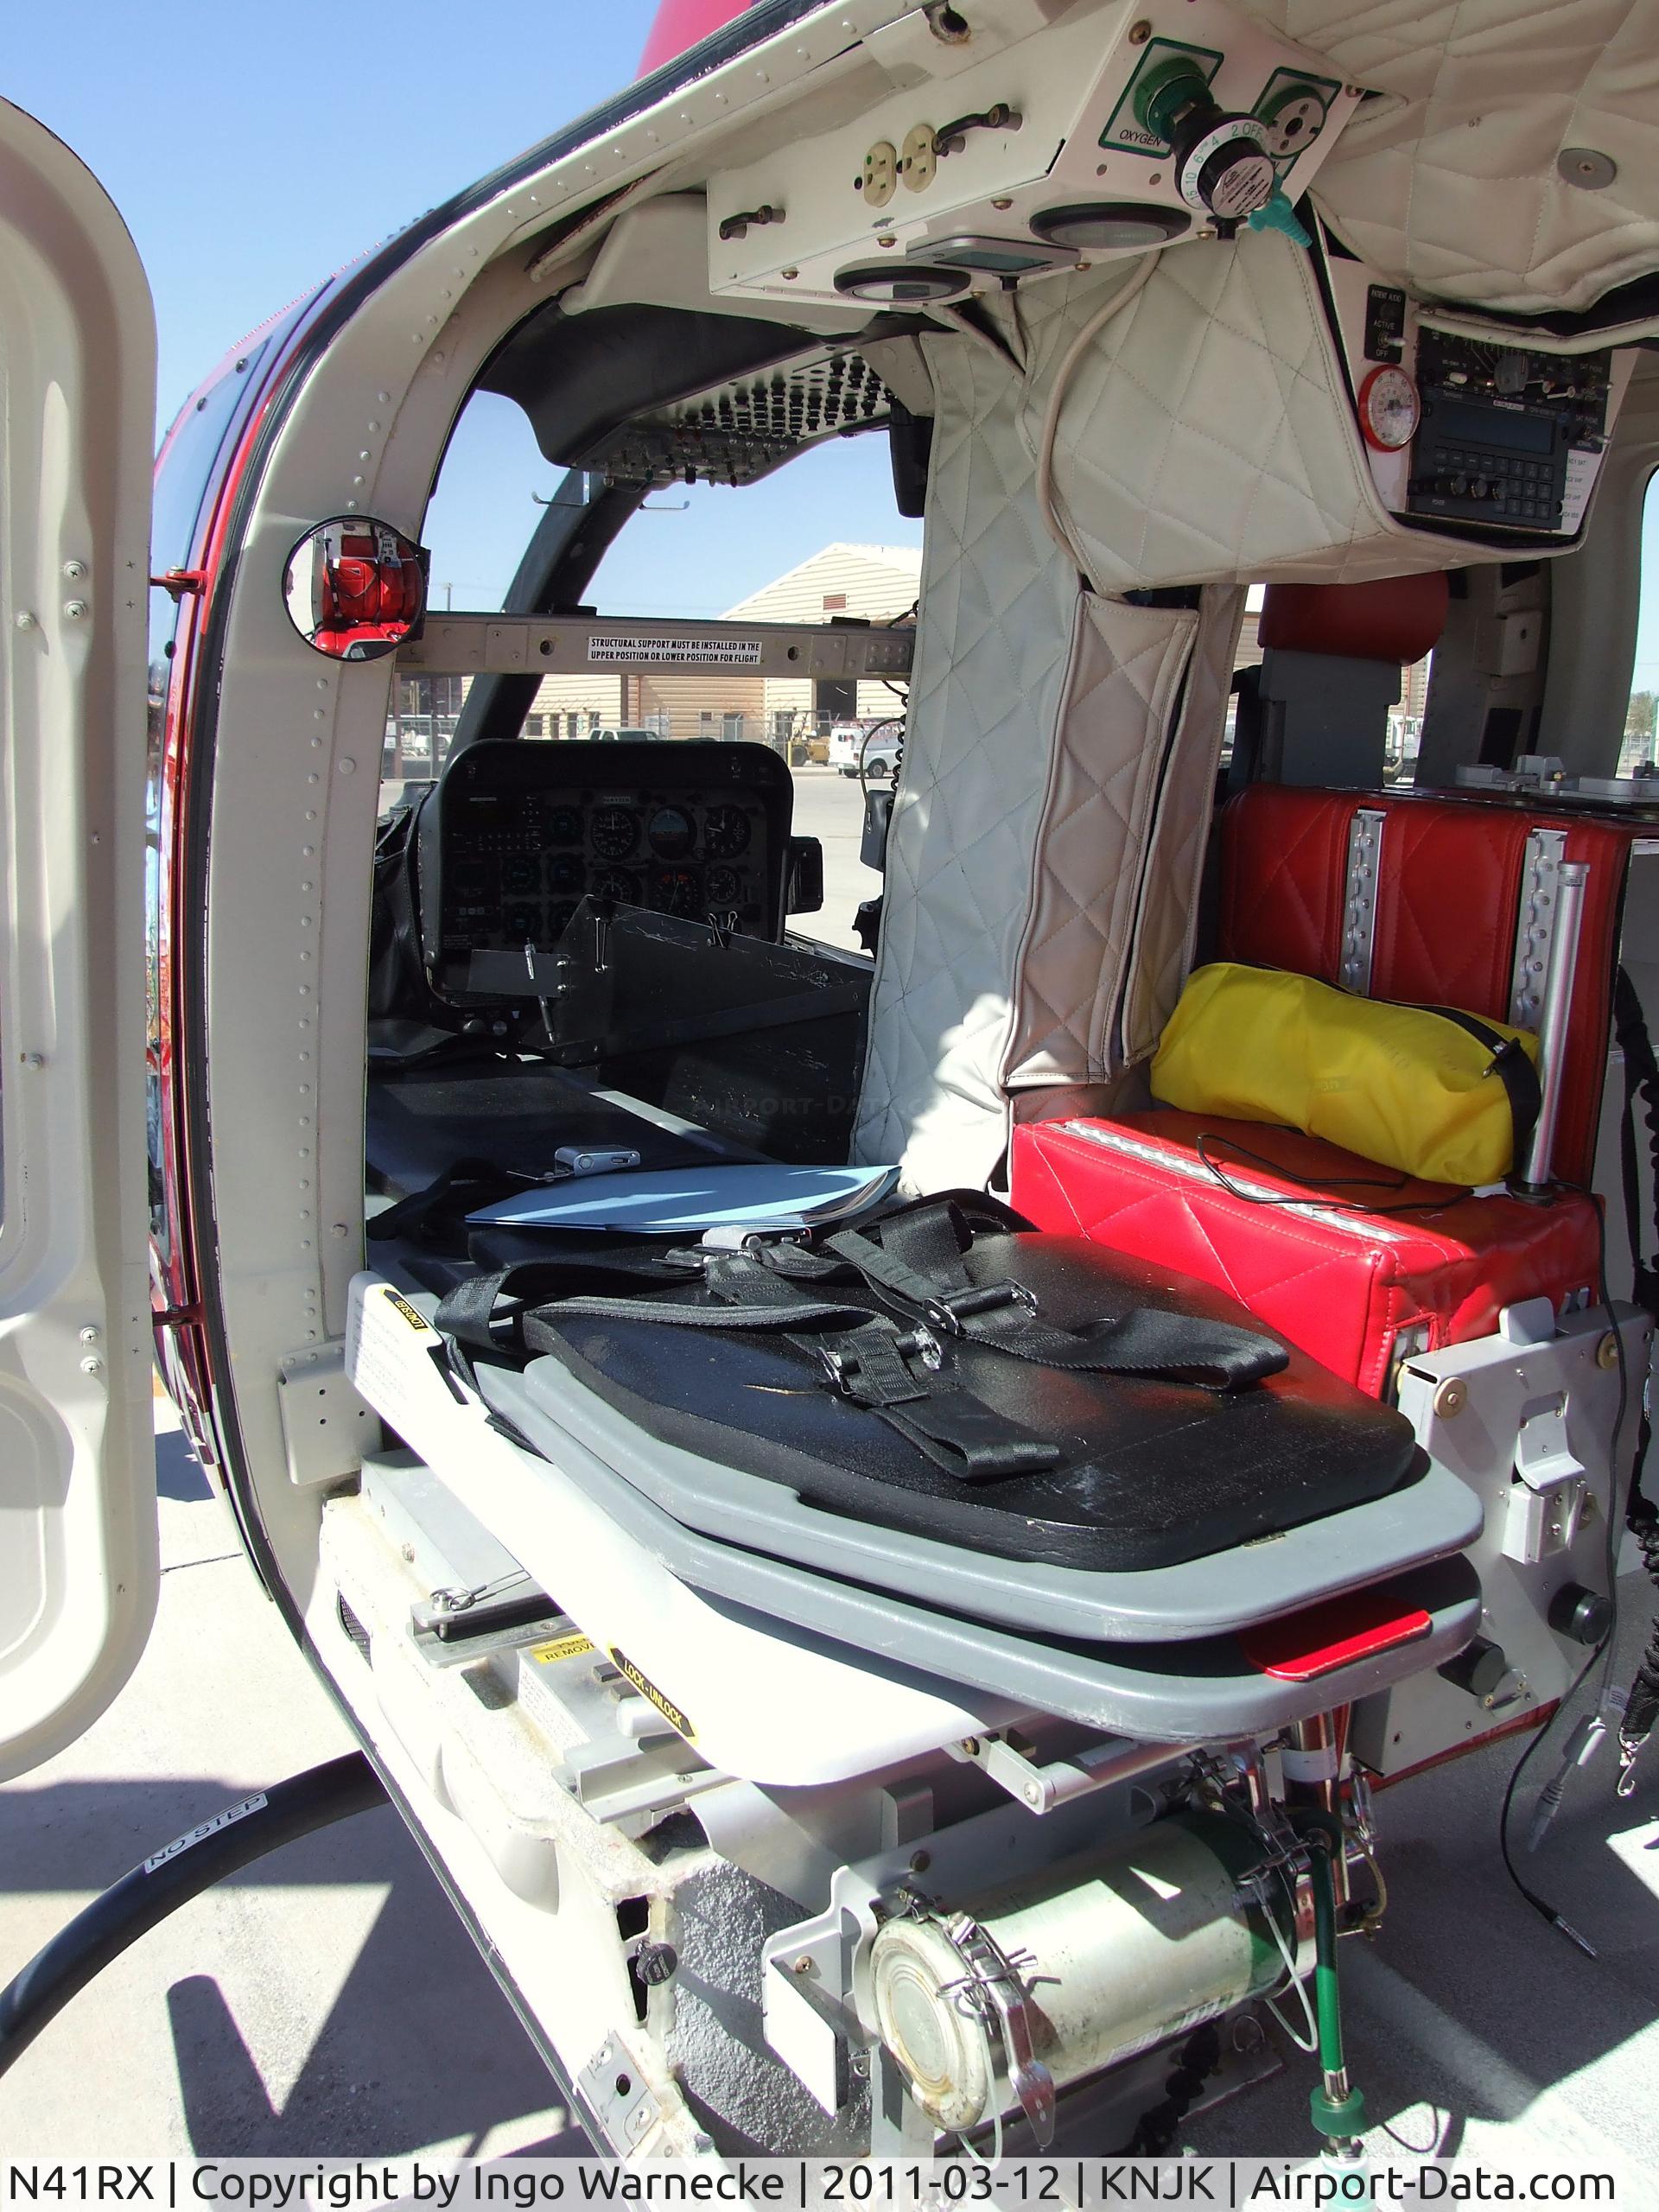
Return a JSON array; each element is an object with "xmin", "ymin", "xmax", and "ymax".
[
  {"xmin": 1297, "ymin": 1819, "xmax": 1366, "ymax": 2157},
  {"xmin": 0, "ymin": 1752, "xmax": 387, "ymax": 2079}
]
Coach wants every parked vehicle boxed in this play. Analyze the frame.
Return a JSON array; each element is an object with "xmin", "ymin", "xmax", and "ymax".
[
  {"xmin": 4, "ymin": 0, "xmax": 1658, "ymax": 2163},
  {"xmin": 828, "ymin": 721, "xmax": 901, "ymax": 778}
]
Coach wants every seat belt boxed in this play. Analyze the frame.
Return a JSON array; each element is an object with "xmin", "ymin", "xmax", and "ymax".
[
  {"xmin": 816, "ymin": 1197, "xmax": 1287, "ymax": 1390},
  {"xmin": 433, "ymin": 1194, "xmax": 1287, "ymax": 1485},
  {"xmin": 438, "ymin": 1243, "xmax": 1064, "ymax": 1479}
]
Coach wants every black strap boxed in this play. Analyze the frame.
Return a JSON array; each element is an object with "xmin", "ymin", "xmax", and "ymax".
[
  {"xmin": 823, "ymin": 1198, "xmax": 1287, "ymax": 1390},
  {"xmin": 554, "ymin": 1243, "xmax": 1062, "ymax": 1481},
  {"xmin": 1414, "ymin": 1003, "xmax": 1542, "ymax": 1171},
  {"xmin": 435, "ymin": 1250, "xmax": 704, "ymax": 1389},
  {"xmin": 366, "ymin": 1158, "xmax": 525, "ymax": 1245},
  {"xmin": 436, "ymin": 1190, "xmax": 1286, "ymax": 1484}
]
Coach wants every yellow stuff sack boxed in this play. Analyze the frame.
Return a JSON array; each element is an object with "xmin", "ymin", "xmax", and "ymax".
[{"xmin": 1149, "ymin": 963, "xmax": 1541, "ymax": 1186}]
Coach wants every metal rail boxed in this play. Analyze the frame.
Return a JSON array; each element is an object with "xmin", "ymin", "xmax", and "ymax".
[{"xmin": 397, "ymin": 612, "xmax": 914, "ymax": 682}]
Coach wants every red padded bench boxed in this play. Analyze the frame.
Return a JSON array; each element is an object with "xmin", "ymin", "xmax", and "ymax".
[{"xmin": 1012, "ymin": 1109, "xmax": 1601, "ymax": 1396}]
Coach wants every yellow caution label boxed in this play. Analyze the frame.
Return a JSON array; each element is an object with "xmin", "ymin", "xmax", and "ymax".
[
  {"xmin": 529, "ymin": 1632, "xmax": 596, "ymax": 1665},
  {"xmin": 609, "ymin": 1645, "xmax": 696, "ymax": 1741},
  {"xmin": 385, "ymin": 1289, "xmax": 435, "ymax": 1336}
]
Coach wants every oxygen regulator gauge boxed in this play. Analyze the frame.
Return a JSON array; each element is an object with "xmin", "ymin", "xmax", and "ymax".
[
  {"xmin": 1135, "ymin": 58, "xmax": 1276, "ymax": 228},
  {"xmin": 1357, "ymin": 364, "xmax": 1422, "ymax": 451}
]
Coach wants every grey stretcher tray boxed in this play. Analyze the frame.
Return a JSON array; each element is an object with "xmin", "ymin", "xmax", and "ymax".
[
  {"xmin": 476, "ymin": 1364, "xmax": 1482, "ymax": 1740},
  {"xmin": 508, "ymin": 1351, "xmax": 1481, "ymax": 1643}
]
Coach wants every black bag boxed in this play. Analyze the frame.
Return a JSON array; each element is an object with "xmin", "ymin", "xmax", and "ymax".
[{"xmin": 435, "ymin": 1192, "xmax": 1420, "ymax": 1572}]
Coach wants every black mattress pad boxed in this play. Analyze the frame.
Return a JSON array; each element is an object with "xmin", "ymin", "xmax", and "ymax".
[{"xmin": 516, "ymin": 1228, "xmax": 1422, "ymax": 1572}]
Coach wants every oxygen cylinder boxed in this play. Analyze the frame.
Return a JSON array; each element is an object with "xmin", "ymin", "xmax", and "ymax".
[{"xmin": 868, "ymin": 1815, "xmax": 1291, "ymax": 2133}]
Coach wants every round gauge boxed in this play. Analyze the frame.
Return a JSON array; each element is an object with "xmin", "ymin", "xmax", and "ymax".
[
  {"xmin": 503, "ymin": 856, "xmax": 541, "ymax": 897},
  {"xmin": 547, "ymin": 900, "xmax": 578, "ymax": 940},
  {"xmin": 1357, "ymin": 364, "xmax": 1421, "ymax": 452},
  {"xmin": 549, "ymin": 853, "xmax": 585, "ymax": 892},
  {"xmin": 590, "ymin": 868, "xmax": 640, "ymax": 904},
  {"xmin": 653, "ymin": 868, "xmax": 703, "ymax": 919},
  {"xmin": 706, "ymin": 865, "xmax": 742, "ymax": 907},
  {"xmin": 702, "ymin": 804, "xmax": 751, "ymax": 860},
  {"xmin": 504, "ymin": 904, "xmax": 541, "ymax": 942},
  {"xmin": 550, "ymin": 807, "xmax": 583, "ymax": 845},
  {"xmin": 591, "ymin": 806, "xmax": 639, "ymax": 859},
  {"xmin": 647, "ymin": 805, "xmax": 696, "ymax": 860}
]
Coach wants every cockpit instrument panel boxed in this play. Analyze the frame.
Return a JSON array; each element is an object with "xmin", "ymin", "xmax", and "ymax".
[
  {"xmin": 1320, "ymin": 236, "xmax": 1637, "ymax": 545},
  {"xmin": 418, "ymin": 739, "xmax": 795, "ymax": 1003}
]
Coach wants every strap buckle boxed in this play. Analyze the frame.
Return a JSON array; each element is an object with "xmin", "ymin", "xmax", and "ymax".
[
  {"xmin": 817, "ymin": 1344, "xmax": 856, "ymax": 1393},
  {"xmin": 817, "ymin": 1322, "xmax": 944, "ymax": 1392},
  {"xmin": 922, "ymin": 1279, "xmax": 1037, "ymax": 1336}
]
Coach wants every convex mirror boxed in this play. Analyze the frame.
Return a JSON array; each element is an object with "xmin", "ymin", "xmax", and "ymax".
[{"xmin": 283, "ymin": 515, "xmax": 426, "ymax": 661}]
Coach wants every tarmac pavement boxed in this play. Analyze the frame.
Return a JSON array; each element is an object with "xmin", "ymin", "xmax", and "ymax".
[{"xmin": 0, "ymin": 1396, "xmax": 582, "ymax": 2160}]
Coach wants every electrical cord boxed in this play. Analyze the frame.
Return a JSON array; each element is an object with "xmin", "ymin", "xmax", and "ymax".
[
  {"xmin": 1186, "ymin": 1122, "xmax": 1631, "ymax": 1948},
  {"xmin": 1192, "ymin": 1128, "xmax": 1474, "ymax": 1219},
  {"xmin": 1494, "ymin": 1185, "xmax": 1628, "ymax": 1956},
  {"xmin": 856, "ymin": 715, "xmax": 906, "ymax": 804},
  {"xmin": 1262, "ymin": 1890, "xmax": 1319, "ymax": 2053},
  {"xmin": 0, "ymin": 1753, "xmax": 387, "ymax": 2076}
]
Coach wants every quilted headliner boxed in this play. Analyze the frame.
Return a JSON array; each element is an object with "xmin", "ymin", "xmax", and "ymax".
[
  {"xmin": 1240, "ymin": 0, "xmax": 1659, "ymax": 318},
  {"xmin": 1016, "ymin": 236, "xmax": 1504, "ymax": 593}
]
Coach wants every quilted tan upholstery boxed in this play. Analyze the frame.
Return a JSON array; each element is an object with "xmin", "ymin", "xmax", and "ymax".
[
  {"xmin": 852, "ymin": 330, "xmax": 1245, "ymax": 1190},
  {"xmin": 851, "ymin": 336, "xmax": 1084, "ymax": 1192},
  {"xmin": 1240, "ymin": 0, "xmax": 1659, "ymax": 318},
  {"xmin": 1016, "ymin": 237, "xmax": 1496, "ymax": 595}
]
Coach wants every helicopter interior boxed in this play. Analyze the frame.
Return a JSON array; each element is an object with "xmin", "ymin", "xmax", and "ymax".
[{"xmin": 149, "ymin": 0, "xmax": 1659, "ymax": 2156}]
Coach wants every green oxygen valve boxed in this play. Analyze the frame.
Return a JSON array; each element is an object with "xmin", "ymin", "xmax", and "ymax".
[
  {"xmin": 1247, "ymin": 188, "xmax": 1313, "ymax": 247},
  {"xmin": 1132, "ymin": 53, "xmax": 1276, "ymax": 228}
]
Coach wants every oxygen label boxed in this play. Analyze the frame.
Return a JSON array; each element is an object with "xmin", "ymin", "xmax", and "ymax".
[
  {"xmin": 607, "ymin": 1646, "xmax": 696, "ymax": 1740},
  {"xmin": 143, "ymin": 1792, "xmax": 269, "ymax": 1874}
]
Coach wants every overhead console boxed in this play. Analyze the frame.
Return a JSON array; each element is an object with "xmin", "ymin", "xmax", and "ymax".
[
  {"xmin": 1320, "ymin": 236, "xmax": 1638, "ymax": 546},
  {"xmin": 417, "ymin": 740, "xmax": 794, "ymax": 1003},
  {"xmin": 706, "ymin": 0, "xmax": 1361, "ymax": 311}
]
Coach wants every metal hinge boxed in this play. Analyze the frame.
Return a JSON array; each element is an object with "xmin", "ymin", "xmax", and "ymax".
[{"xmin": 150, "ymin": 569, "xmax": 206, "ymax": 601}]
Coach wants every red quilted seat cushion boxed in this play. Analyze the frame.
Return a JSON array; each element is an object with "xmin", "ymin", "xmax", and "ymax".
[
  {"xmin": 1218, "ymin": 786, "xmax": 1637, "ymax": 1185},
  {"xmin": 1011, "ymin": 1110, "xmax": 1602, "ymax": 1397},
  {"xmin": 1218, "ymin": 785, "xmax": 1352, "ymax": 981}
]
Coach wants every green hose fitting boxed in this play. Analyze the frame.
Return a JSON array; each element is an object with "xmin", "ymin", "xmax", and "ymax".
[
  {"xmin": 1135, "ymin": 56, "xmax": 1210, "ymax": 144},
  {"xmin": 1297, "ymin": 1814, "xmax": 1367, "ymax": 2148},
  {"xmin": 1310, "ymin": 2080, "xmax": 1367, "ymax": 2139}
]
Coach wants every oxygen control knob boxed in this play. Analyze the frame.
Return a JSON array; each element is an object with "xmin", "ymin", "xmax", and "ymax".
[
  {"xmin": 1136, "ymin": 60, "xmax": 1276, "ymax": 225},
  {"xmin": 1182, "ymin": 120, "xmax": 1276, "ymax": 224}
]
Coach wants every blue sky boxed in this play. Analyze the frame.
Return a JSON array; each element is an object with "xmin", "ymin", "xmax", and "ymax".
[
  {"xmin": 3, "ymin": 0, "xmax": 917, "ymax": 620},
  {"xmin": 5, "ymin": 6, "xmax": 1650, "ymax": 656}
]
